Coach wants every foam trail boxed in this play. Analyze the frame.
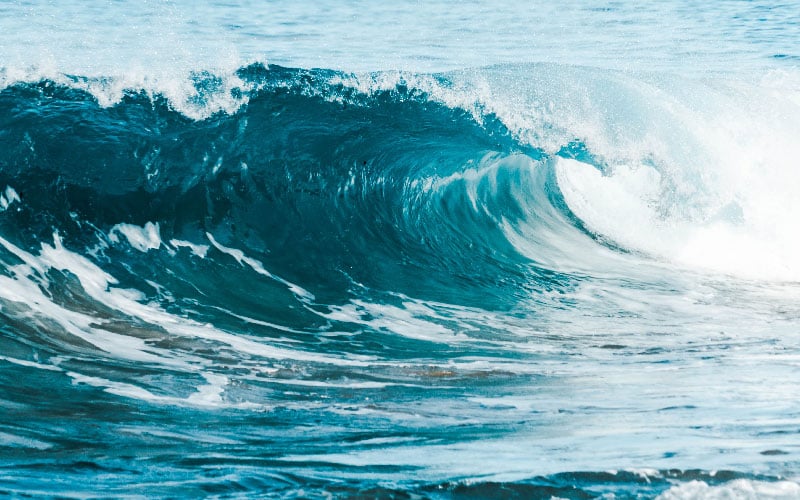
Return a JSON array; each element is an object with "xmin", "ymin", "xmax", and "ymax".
[
  {"xmin": 110, "ymin": 222, "xmax": 163, "ymax": 252},
  {"xmin": 169, "ymin": 239, "xmax": 209, "ymax": 258},
  {"xmin": 206, "ymin": 233, "xmax": 315, "ymax": 301}
]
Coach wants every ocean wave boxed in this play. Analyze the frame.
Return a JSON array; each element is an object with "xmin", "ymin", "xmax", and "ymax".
[
  {"xmin": 4, "ymin": 63, "xmax": 800, "ymax": 282},
  {"xmin": 3, "ymin": 62, "xmax": 800, "ymax": 498}
]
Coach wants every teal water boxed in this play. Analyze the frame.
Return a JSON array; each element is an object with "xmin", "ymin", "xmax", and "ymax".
[
  {"xmin": 1, "ymin": 2, "xmax": 800, "ymax": 498},
  {"xmin": 2, "ymin": 0, "xmax": 800, "ymax": 74}
]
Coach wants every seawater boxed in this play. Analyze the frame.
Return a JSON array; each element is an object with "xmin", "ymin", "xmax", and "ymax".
[{"xmin": 1, "ymin": 1, "xmax": 800, "ymax": 498}]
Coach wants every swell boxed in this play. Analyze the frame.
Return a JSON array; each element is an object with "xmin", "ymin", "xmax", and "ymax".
[{"xmin": 0, "ymin": 64, "xmax": 584, "ymax": 311}]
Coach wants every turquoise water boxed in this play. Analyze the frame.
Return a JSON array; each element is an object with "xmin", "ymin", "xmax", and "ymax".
[{"xmin": 1, "ymin": 1, "xmax": 800, "ymax": 498}]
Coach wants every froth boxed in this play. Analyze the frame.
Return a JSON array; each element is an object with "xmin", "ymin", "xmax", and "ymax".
[
  {"xmin": 656, "ymin": 479, "xmax": 800, "ymax": 500},
  {"xmin": 550, "ymin": 67, "xmax": 800, "ymax": 281}
]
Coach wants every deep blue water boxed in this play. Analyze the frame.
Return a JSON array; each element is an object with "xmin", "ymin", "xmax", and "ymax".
[{"xmin": 2, "ymin": 2, "xmax": 800, "ymax": 498}]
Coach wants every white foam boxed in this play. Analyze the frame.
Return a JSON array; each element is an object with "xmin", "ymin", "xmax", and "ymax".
[
  {"xmin": 656, "ymin": 479, "xmax": 800, "ymax": 500},
  {"xmin": 0, "ymin": 231, "xmax": 383, "ymax": 411},
  {"xmin": 1, "ymin": 231, "xmax": 535, "ymax": 394},
  {"xmin": 110, "ymin": 222, "xmax": 162, "ymax": 252},
  {"xmin": 0, "ymin": 65, "xmax": 252, "ymax": 121},
  {"xmin": 556, "ymin": 157, "xmax": 675, "ymax": 254},
  {"xmin": 556, "ymin": 153, "xmax": 800, "ymax": 281},
  {"xmin": 186, "ymin": 372, "xmax": 229, "ymax": 406},
  {"xmin": 322, "ymin": 300, "xmax": 457, "ymax": 343},
  {"xmin": 0, "ymin": 261, "xmax": 197, "ymax": 371},
  {"xmin": 169, "ymin": 239, "xmax": 209, "ymax": 258},
  {"xmin": 38, "ymin": 233, "xmax": 118, "ymax": 294},
  {"xmin": 0, "ymin": 234, "xmax": 47, "ymax": 276},
  {"xmin": 0, "ymin": 186, "xmax": 20, "ymax": 212},
  {"xmin": 38, "ymin": 233, "xmax": 365, "ymax": 365}
]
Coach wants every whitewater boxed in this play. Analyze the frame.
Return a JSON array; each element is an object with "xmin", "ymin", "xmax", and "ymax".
[{"xmin": 2, "ymin": 1, "xmax": 800, "ymax": 498}]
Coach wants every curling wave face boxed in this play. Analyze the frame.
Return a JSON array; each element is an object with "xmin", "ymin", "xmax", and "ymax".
[{"xmin": 2, "ymin": 64, "xmax": 800, "ymax": 497}]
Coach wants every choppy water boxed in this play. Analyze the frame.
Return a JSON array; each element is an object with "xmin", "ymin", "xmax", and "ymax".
[{"xmin": 2, "ymin": 1, "xmax": 800, "ymax": 498}]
